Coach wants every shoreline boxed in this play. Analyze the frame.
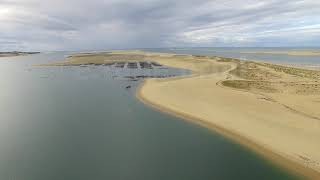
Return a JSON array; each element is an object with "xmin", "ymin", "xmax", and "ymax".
[
  {"xmin": 41, "ymin": 50, "xmax": 320, "ymax": 179},
  {"xmin": 136, "ymin": 78, "xmax": 320, "ymax": 180},
  {"xmin": 241, "ymin": 51, "xmax": 320, "ymax": 56},
  {"xmin": 0, "ymin": 51, "xmax": 40, "ymax": 58}
]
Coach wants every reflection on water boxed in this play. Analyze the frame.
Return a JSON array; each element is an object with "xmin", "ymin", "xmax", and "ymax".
[{"xmin": 0, "ymin": 52, "xmax": 299, "ymax": 180}]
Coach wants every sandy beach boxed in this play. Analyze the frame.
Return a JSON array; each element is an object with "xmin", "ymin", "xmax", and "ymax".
[{"xmin": 46, "ymin": 51, "xmax": 320, "ymax": 179}]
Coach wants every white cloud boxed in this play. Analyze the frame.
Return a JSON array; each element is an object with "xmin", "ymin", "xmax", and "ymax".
[{"xmin": 0, "ymin": 0, "xmax": 319, "ymax": 51}]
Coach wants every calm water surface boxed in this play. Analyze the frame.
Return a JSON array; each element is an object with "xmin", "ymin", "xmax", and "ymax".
[
  {"xmin": 144, "ymin": 47, "xmax": 320, "ymax": 66},
  {"xmin": 0, "ymin": 52, "xmax": 300, "ymax": 179}
]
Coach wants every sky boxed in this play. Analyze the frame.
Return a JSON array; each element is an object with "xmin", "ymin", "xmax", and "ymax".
[{"xmin": 0, "ymin": 0, "xmax": 320, "ymax": 51}]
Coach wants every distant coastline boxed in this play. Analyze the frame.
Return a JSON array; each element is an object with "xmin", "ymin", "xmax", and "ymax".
[
  {"xmin": 143, "ymin": 47, "xmax": 320, "ymax": 68},
  {"xmin": 241, "ymin": 50, "xmax": 320, "ymax": 56},
  {"xmin": 0, "ymin": 51, "xmax": 40, "ymax": 58}
]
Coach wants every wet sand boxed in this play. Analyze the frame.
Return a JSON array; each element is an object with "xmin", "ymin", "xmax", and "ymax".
[{"xmin": 45, "ymin": 50, "xmax": 320, "ymax": 179}]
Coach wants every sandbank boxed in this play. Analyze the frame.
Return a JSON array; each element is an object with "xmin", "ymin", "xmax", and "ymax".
[
  {"xmin": 0, "ymin": 51, "xmax": 39, "ymax": 58},
  {"xmin": 242, "ymin": 50, "xmax": 320, "ymax": 56}
]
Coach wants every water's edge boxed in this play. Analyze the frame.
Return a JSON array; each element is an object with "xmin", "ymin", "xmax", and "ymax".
[
  {"xmin": 0, "ymin": 51, "xmax": 311, "ymax": 179},
  {"xmin": 135, "ymin": 77, "xmax": 319, "ymax": 180}
]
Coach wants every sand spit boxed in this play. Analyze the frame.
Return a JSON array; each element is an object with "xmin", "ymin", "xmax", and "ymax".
[
  {"xmin": 0, "ymin": 51, "xmax": 39, "ymax": 58},
  {"xmin": 43, "ymin": 50, "xmax": 320, "ymax": 179},
  {"xmin": 242, "ymin": 50, "xmax": 320, "ymax": 56},
  {"xmin": 39, "ymin": 51, "xmax": 147, "ymax": 66}
]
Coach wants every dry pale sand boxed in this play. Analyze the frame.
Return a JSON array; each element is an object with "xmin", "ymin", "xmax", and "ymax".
[
  {"xmin": 133, "ymin": 51, "xmax": 320, "ymax": 179},
  {"xmin": 45, "ymin": 50, "xmax": 320, "ymax": 179}
]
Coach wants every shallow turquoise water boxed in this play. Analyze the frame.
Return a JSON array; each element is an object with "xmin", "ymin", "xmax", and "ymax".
[{"xmin": 0, "ymin": 53, "xmax": 300, "ymax": 179}]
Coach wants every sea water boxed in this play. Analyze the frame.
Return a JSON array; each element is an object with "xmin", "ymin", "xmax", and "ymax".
[{"xmin": 0, "ymin": 52, "xmax": 300, "ymax": 179}]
